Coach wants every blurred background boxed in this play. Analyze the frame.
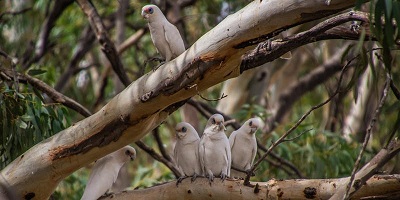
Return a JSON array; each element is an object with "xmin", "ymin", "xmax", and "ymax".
[{"xmin": 1, "ymin": 0, "xmax": 399, "ymax": 199}]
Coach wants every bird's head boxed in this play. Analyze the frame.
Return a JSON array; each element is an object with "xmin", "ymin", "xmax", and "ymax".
[
  {"xmin": 245, "ymin": 117, "xmax": 263, "ymax": 134},
  {"xmin": 175, "ymin": 122, "xmax": 199, "ymax": 141},
  {"xmin": 123, "ymin": 146, "xmax": 136, "ymax": 161},
  {"xmin": 207, "ymin": 114, "xmax": 226, "ymax": 131},
  {"xmin": 141, "ymin": 4, "xmax": 161, "ymax": 20}
]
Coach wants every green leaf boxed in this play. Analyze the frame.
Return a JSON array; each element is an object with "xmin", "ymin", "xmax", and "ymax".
[
  {"xmin": 392, "ymin": 1, "xmax": 400, "ymax": 36},
  {"xmin": 374, "ymin": 0, "xmax": 384, "ymax": 40},
  {"xmin": 21, "ymin": 114, "xmax": 33, "ymax": 122},
  {"xmin": 27, "ymin": 69, "xmax": 47, "ymax": 76},
  {"xmin": 382, "ymin": 45, "xmax": 392, "ymax": 72},
  {"xmin": 16, "ymin": 119, "xmax": 28, "ymax": 129},
  {"xmin": 29, "ymin": 84, "xmax": 45, "ymax": 103},
  {"xmin": 16, "ymin": 92, "xmax": 25, "ymax": 99},
  {"xmin": 355, "ymin": 29, "xmax": 366, "ymax": 53},
  {"xmin": 355, "ymin": 0, "xmax": 368, "ymax": 10},
  {"xmin": 41, "ymin": 106, "xmax": 49, "ymax": 115},
  {"xmin": 383, "ymin": 17, "xmax": 395, "ymax": 46},
  {"xmin": 384, "ymin": 0, "xmax": 393, "ymax": 20}
]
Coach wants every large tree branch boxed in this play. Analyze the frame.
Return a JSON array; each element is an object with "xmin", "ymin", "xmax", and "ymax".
[
  {"xmin": 101, "ymin": 174, "xmax": 400, "ymax": 200},
  {"xmin": 1, "ymin": 1, "xmax": 359, "ymax": 198},
  {"xmin": 240, "ymin": 11, "xmax": 370, "ymax": 72}
]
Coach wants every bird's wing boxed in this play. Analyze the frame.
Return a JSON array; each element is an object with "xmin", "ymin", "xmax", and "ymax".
[
  {"xmin": 229, "ymin": 131, "xmax": 237, "ymax": 149},
  {"xmin": 173, "ymin": 143, "xmax": 185, "ymax": 175},
  {"xmin": 250, "ymin": 138, "xmax": 257, "ymax": 167},
  {"xmin": 198, "ymin": 138, "xmax": 206, "ymax": 175},
  {"xmin": 173, "ymin": 142, "xmax": 179, "ymax": 165},
  {"xmin": 81, "ymin": 158, "xmax": 120, "ymax": 200},
  {"xmin": 225, "ymin": 139, "xmax": 232, "ymax": 176},
  {"xmin": 164, "ymin": 23, "xmax": 185, "ymax": 57}
]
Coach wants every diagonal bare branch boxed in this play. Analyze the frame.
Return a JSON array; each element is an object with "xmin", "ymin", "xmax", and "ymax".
[
  {"xmin": 342, "ymin": 73, "xmax": 392, "ymax": 200},
  {"xmin": 22, "ymin": 0, "xmax": 75, "ymax": 69},
  {"xmin": 0, "ymin": 67, "xmax": 92, "ymax": 117},
  {"xmin": 76, "ymin": 0, "xmax": 131, "ymax": 86}
]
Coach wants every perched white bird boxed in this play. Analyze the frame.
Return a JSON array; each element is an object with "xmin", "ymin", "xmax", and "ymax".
[
  {"xmin": 141, "ymin": 4, "xmax": 185, "ymax": 62},
  {"xmin": 81, "ymin": 146, "xmax": 136, "ymax": 200},
  {"xmin": 174, "ymin": 122, "xmax": 202, "ymax": 184},
  {"xmin": 229, "ymin": 118, "xmax": 262, "ymax": 178},
  {"xmin": 199, "ymin": 114, "xmax": 231, "ymax": 184}
]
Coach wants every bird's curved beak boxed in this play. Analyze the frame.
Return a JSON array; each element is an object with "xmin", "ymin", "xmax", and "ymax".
[
  {"xmin": 141, "ymin": 10, "xmax": 148, "ymax": 19},
  {"xmin": 177, "ymin": 132, "xmax": 185, "ymax": 139},
  {"xmin": 218, "ymin": 122, "xmax": 227, "ymax": 131},
  {"xmin": 130, "ymin": 155, "xmax": 136, "ymax": 161}
]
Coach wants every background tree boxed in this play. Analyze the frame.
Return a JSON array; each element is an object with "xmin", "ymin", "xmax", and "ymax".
[{"xmin": 0, "ymin": 0, "xmax": 399, "ymax": 199}]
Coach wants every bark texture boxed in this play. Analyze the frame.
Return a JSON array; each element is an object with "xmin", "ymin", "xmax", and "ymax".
[{"xmin": 101, "ymin": 175, "xmax": 400, "ymax": 200}]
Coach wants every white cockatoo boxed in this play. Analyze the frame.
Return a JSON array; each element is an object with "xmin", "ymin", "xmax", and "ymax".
[
  {"xmin": 174, "ymin": 122, "xmax": 202, "ymax": 184},
  {"xmin": 199, "ymin": 114, "xmax": 231, "ymax": 184},
  {"xmin": 229, "ymin": 118, "xmax": 262, "ymax": 178},
  {"xmin": 81, "ymin": 146, "xmax": 136, "ymax": 200},
  {"xmin": 141, "ymin": 4, "xmax": 185, "ymax": 62}
]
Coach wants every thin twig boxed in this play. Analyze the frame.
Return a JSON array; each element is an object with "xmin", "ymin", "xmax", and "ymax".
[
  {"xmin": 186, "ymin": 99, "xmax": 211, "ymax": 119},
  {"xmin": 152, "ymin": 127, "xmax": 173, "ymax": 162},
  {"xmin": 343, "ymin": 73, "xmax": 391, "ymax": 200},
  {"xmin": 244, "ymin": 55, "xmax": 355, "ymax": 186},
  {"xmin": 22, "ymin": 0, "xmax": 74, "ymax": 70},
  {"xmin": 281, "ymin": 128, "xmax": 313, "ymax": 142},
  {"xmin": 135, "ymin": 140, "xmax": 181, "ymax": 178},
  {"xmin": 231, "ymin": 166, "xmax": 255, "ymax": 176},
  {"xmin": 390, "ymin": 80, "xmax": 400, "ymax": 100},
  {"xmin": 224, "ymin": 119, "xmax": 237, "ymax": 127},
  {"xmin": 256, "ymin": 140, "xmax": 305, "ymax": 178},
  {"xmin": 0, "ymin": 67, "xmax": 92, "ymax": 117},
  {"xmin": 187, "ymin": 99, "xmax": 240, "ymax": 129},
  {"xmin": 197, "ymin": 91, "xmax": 228, "ymax": 101},
  {"xmin": 76, "ymin": 0, "xmax": 131, "ymax": 86},
  {"xmin": 0, "ymin": 7, "xmax": 32, "ymax": 20}
]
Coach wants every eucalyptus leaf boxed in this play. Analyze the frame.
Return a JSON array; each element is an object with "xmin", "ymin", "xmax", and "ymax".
[{"xmin": 27, "ymin": 69, "xmax": 47, "ymax": 76}]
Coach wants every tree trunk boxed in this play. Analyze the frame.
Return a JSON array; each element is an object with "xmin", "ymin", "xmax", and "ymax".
[
  {"xmin": 101, "ymin": 175, "xmax": 400, "ymax": 200},
  {"xmin": 0, "ymin": 0, "xmax": 357, "ymax": 199}
]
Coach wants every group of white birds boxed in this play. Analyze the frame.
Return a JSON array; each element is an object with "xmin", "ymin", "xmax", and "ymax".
[
  {"xmin": 174, "ymin": 114, "xmax": 263, "ymax": 185},
  {"xmin": 81, "ymin": 4, "xmax": 263, "ymax": 200},
  {"xmin": 81, "ymin": 114, "xmax": 262, "ymax": 200}
]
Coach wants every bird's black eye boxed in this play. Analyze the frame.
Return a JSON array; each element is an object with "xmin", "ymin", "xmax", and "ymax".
[
  {"xmin": 249, "ymin": 121, "xmax": 253, "ymax": 127},
  {"xmin": 148, "ymin": 7, "xmax": 154, "ymax": 14},
  {"xmin": 182, "ymin": 127, "xmax": 187, "ymax": 132},
  {"xmin": 125, "ymin": 150, "xmax": 131, "ymax": 156},
  {"xmin": 212, "ymin": 118, "xmax": 216, "ymax": 124}
]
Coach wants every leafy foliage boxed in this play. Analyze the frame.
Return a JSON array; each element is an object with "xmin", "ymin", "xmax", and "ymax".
[
  {"xmin": 369, "ymin": 0, "xmax": 400, "ymax": 72},
  {"xmin": 0, "ymin": 82, "xmax": 70, "ymax": 169}
]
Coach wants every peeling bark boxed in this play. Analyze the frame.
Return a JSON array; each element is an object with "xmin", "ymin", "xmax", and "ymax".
[{"xmin": 101, "ymin": 175, "xmax": 400, "ymax": 200}]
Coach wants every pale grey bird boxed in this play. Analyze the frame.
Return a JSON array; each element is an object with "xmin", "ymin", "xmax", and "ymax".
[
  {"xmin": 81, "ymin": 146, "xmax": 136, "ymax": 200},
  {"xmin": 229, "ymin": 118, "xmax": 262, "ymax": 178},
  {"xmin": 199, "ymin": 114, "xmax": 231, "ymax": 184},
  {"xmin": 174, "ymin": 122, "xmax": 202, "ymax": 185},
  {"xmin": 141, "ymin": 4, "xmax": 185, "ymax": 62}
]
